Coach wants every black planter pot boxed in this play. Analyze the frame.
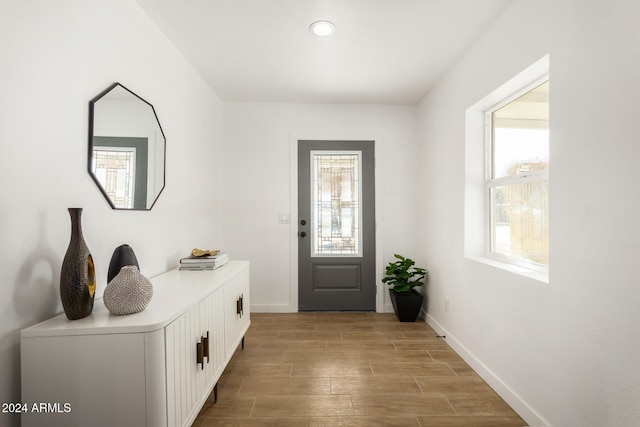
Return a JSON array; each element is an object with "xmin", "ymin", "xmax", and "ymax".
[{"xmin": 389, "ymin": 289, "xmax": 424, "ymax": 322}]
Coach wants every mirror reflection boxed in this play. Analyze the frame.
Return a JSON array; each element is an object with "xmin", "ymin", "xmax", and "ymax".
[{"xmin": 88, "ymin": 83, "xmax": 166, "ymax": 210}]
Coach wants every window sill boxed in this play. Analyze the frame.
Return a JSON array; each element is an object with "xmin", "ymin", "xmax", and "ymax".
[{"xmin": 468, "ymin": 256, "xmax": 549, "ymax": 284}]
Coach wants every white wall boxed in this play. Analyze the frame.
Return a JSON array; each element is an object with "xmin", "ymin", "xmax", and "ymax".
[
  {"xmin": 417, "ymin": 0, "xmax": 640, "ymax": 426},
  {"xmin": 0, "ymin": 2, "xmax": 224, "ymax": 426},
  {"xmin": 220, "ymin": 102, "xmax": 421, "ymax": 312}
]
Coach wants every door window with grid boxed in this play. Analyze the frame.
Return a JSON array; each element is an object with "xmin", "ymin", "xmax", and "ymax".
[
  {"xmin": 310, "ymin": 151, "xmax": 362, "ymax": 257},
  {"xmin": 92, "ymin": 147, "xmax": 136, "ymax": 209}
]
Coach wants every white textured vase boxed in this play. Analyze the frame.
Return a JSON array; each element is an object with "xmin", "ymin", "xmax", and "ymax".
[{"xmin": 104, "ymin": 265, "xmax": 153, "ymax": 316}]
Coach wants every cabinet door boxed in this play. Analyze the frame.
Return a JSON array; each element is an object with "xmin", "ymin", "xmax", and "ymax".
[
  {"xmin": 199, "ymin": 286, "xmax": 225, "ymax": 386},
  {"xmin": 165, "ymin": 287, "xmax": 227, "ymax": 427},
  {"xmin": 224, "ymin": 266, "xmax": 250, "ymax": 359},
  {"xmin": 165, "ymin": 303, "xmax": 202, "ymax": 427}
]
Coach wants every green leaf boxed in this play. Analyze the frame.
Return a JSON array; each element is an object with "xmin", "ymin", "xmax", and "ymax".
[{"xmin": 382, "ymin": 254, "xmax": 428, "ymax": 292}]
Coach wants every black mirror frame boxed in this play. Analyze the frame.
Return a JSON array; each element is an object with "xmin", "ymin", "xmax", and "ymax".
[{"xmin": 88, "ymin": 82, "xmax": 167, "ymax": 210}]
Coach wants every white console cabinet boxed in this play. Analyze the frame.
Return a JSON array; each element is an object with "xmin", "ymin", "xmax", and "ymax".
[{"xmin": 21, "ymin": 261, "xmax": 250, "ymax": 427}]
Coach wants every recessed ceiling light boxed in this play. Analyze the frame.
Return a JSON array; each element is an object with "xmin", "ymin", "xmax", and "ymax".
[{"xmin": 309, "ymin": 20, "xmax": 336, "ymax": 37}]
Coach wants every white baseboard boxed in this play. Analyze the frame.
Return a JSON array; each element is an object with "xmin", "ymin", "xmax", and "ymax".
[
  {"xmin": 424, "ymin": 313, "xmax": 550, "ymax": 427},
  {"xmin": 250, "ymin": 304, "xmax": 297, "ymax": 313},
  {"xmin": 253, "ymin": 304, "xmax": 398, "ymax": 314}
]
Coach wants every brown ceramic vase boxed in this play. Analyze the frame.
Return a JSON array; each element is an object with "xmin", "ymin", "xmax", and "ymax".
[{"xmin": 60, "ymin": 208, "xmax": 96, "ymax": 320}]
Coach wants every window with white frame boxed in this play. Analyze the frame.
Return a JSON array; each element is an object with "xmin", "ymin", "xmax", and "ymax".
[{"xmin": 486, "ymin": 80, "xmax": 549, "ymax": 268}]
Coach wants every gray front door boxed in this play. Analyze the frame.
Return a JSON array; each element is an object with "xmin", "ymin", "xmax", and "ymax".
[{"xmin": 298, "ymin": 140, "xmax": 376, "ymax": 311}]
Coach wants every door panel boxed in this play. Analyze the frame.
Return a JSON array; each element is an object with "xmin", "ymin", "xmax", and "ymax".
[
  {"xmin": 313, "ymin": 264, "xmax": 361, "ymax": 291},
  {"xmin": 298, "ymin": 140, "xmax": 375, "ymax": 311}
]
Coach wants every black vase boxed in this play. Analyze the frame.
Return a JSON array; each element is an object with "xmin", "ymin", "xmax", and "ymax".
[
  {"xmin": 107, "ymin": 244, "xmax": 139, "ymax": 283},
  {"xmin": 389, "ymin": 289, "xmax": 424, "ymax": 322},
  {"xmin": 60, "ymin": 208, "xmax": 96, "ymax": 320}
]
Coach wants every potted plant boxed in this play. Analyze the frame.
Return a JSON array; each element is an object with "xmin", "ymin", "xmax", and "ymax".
[{"xmin": 382, "ymin": 254, "xmax": 427, "ymax": 322}]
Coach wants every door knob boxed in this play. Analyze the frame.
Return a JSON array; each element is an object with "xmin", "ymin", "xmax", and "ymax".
[
  {"xmin": 300, "ymin": 219, "xmax": 307, "ymax": 226},
  {"xmin": 299, "ymin": 231, "xmax": 307, "ymax": 238}
]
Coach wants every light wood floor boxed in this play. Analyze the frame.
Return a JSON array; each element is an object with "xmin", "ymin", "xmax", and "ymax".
[{"xmin": 193, "ymin": 312, "xmax": 527, "ymax": 426}]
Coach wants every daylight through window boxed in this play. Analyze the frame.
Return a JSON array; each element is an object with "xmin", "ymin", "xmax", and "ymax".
[{"xmin": 487, "ymin": 80, "xmax": 549, "ymax": 267}]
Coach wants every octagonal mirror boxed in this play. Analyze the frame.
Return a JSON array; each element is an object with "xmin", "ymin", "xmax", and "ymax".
[{"xmin": 88, "ymin": 83, "xmax": 166, "ymax": 210}]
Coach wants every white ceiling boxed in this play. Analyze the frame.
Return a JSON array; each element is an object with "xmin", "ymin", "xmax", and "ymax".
[{"xmin": 133, "ymin": 0, "xmax": 513, "ymax": 105}]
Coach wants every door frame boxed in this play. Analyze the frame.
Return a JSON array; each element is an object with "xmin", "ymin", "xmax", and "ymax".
[{"xmin": 289, "ymin": 132, "xmax": 385, "ymax": 313}]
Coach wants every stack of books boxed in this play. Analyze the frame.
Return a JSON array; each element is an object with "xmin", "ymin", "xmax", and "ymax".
[{"xmin": 179, "ymin": 252, "xmax": 229, "ymax": 271}]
